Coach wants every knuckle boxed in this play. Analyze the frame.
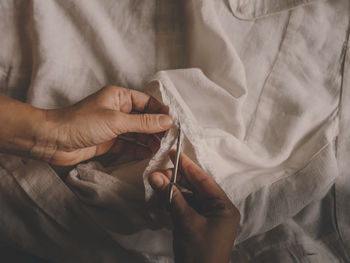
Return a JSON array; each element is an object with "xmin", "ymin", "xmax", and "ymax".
[
  {"xmin": 201, "ymin": 197, "xmax": 236, "ymax": 217},
  {"xmin": 218, "ymin": 200, "xmax": 241, "ymax": 222},
  {"xmin": 98, "ymin": 86, "xmax": 126, "ymax": 110},
  {"xmin": 112, "ymin": 112, "xmax": 127, "ymax": 134},
  {"xmin": 210, "ymin": 198, "xmax": 228, "ymax": 211}
]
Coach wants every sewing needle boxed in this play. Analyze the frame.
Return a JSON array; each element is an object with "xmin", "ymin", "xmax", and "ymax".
[{"xmin": 169, "ymin": 124, "xmax": 182, "ymax": 205}]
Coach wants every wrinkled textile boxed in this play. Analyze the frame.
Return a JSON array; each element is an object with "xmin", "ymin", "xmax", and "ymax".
[{"xmin": 0, "ymin": 0, "xmax": 350, "ymax": 262}]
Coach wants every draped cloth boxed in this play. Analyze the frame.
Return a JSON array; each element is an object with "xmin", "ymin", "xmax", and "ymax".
[{"xmin": 0, "ymin": 0, "xmax": 349, "ymax": 262}]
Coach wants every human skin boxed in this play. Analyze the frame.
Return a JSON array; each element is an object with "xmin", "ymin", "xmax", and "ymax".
[
  {"xmin": 149, "ymin": 151, "xmax": 240, "ymax": 263},
  {"xmin": 0, "ymin": 85, "xmax": 174, "ymax": 166},
  {"xmin": 1, "ymin": 85, "xmax": 238, "ymax": 262}
]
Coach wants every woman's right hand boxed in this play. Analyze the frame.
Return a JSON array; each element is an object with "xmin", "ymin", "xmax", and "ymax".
[{"xmin": 149, "ymin": 151, "xmax": 240, "ymax": 263}]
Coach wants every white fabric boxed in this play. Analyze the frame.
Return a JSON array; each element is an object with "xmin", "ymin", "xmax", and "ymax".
[
  {"xmin": 66, "ymin": 66, "xmax": 339, "ymax": 256},
  {"xmin": 0, "ymin": 0, "xmax": 349, "ymax": 262},
  {"xmin": 335, "ymin": 12, "xmax": 350, "ymax": 258}
]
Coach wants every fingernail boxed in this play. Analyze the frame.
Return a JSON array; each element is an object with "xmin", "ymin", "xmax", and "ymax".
[
  {"xmin": 159, "ymin": 115, "xmax": 174, "ymax": 129},
  {"xmin": 149, "ymin": 173, "xmax": 164, "ymax": 188}
]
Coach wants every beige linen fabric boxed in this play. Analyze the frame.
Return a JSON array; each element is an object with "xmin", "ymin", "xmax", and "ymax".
[{"xmin": 0, "ymin": 0, "xmax": 349, "ymax": 262}]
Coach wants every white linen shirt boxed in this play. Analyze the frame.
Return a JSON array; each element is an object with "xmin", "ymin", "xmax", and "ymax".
[{"xmin": 0, "ymin": 0, "xmax": 349, "ymax": 262}]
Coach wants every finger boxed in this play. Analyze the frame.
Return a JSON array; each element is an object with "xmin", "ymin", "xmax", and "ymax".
[
  {"xmin": 94, "ymin": 86, "xmax": 127, "ymax": 111},
  {"xmin": 169, "ymin": 185, "xmax": 197, "ymax": 221},
  {"xmin": 129, "ymin": 89, "xmax": 168, "ymax": 114},
  {"xmin": 163, "ymin": 168, "xmax": 192, "ymax": 190},
  {"xmin": 143, "ymin": 95, "xmax": 169, "ymax": 114},
  {"xmin": 115, "ymin": 112, "xmax": 174, "ymax": 134},
  {"xmin": 149, "ymin": 172, "xmax": 196, "ymax": 222},
  {"xmin": 93, "ymin": 86, "xmax": 148, "ymax": 113},
  {"xmin": 92, "ymin": 86, "xmax": 168, "ymax": 114},
  {"xmin": 148, "ymin": 172, "xmax": 170, "ymax": 197},
  {"xmin": 52, "ymin": 141, "xmax": 113, "ymax": 166},
  {"xmin": 49, "ymin": 147, "xmax": 98, "ymax": 166},
  {"xmin": 95, "ymin": 140, "xmax": 115, "ymax": 156},
  {"xmin": 169, "ymin": 151, "xmax": 228, "ymax": 200}
]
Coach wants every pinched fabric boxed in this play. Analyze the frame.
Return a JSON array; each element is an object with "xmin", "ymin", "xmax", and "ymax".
[{"xmin": 0, "ymin": 0, "xmax": 349, "ymax": 262}]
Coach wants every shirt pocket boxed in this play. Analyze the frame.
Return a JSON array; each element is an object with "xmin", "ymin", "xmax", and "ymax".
[
  {"xmin": 242, "ymin": 0, "xmax": 346, "ymax": 157},
  {"xmin": 228, "ymin": 0, "xmax": 322, "ymax": 20}
]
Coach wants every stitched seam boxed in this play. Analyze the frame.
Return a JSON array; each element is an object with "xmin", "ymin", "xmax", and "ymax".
[
  {"xmin": 244, "ymin": 11, "xmax": 292, "ymax": 141},
  {"xmin": 333, "ymin": 6, "xmax": 350, "ymax": 260}
]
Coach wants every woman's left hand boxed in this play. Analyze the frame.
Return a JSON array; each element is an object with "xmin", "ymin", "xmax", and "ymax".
[
  {"xmin": 0, "ymin": 86, "xmax": 173, "ymax": 166},
  {"xmin": 44, "ymin": 86, "xmax": 174, "ymax": 166}
]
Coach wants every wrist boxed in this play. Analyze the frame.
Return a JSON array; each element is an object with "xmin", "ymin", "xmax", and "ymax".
[
  {"xmin": 10, "ymin": 106, "xmax": 59, "ymax": 161},
  {"xmin": 29, "ymin": 108, "xmax": 60, "ymax": 161},
  {"xmin": 0, "ymin": 95, "xmax": 60, "ymax": 161}
]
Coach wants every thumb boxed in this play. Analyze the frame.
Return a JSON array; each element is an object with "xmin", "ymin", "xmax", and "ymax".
[
  {"xmin": 117, "ymin": 112, "xmax": 174, "ymax": 134},
  {"xmin": 149, "ymin": 172, "xmax": 196, "ymax": 222}
]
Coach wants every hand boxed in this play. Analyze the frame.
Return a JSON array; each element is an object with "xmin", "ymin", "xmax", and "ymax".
[
  {"xmin": 0, "ymin": 86, "xmax": 173, "ymax": 166},
  {"xmin": 42, "ymin": 86, "xmax": 174, "ymax": 166},
  {"xmin": 148, "ymin": 151, "xmax": 240, "ymax": 263}
]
